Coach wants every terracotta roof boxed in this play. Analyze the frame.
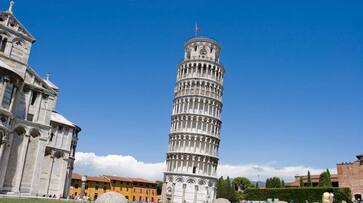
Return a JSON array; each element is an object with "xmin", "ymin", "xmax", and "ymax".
[
  {"xmin": 105, "ymin": 175, "xmax": 132, "ymax": 182},
  {"xmin": 131, "ymin": 178, "xmax": 156, "ymax": 184},
  {"xmin": 295, "ymin": 174, "xmax": 338, "ymax": 181},
  {"xmin": 72, "ymin": 173, "xmax": 82, "ymax": 180},
  {"xmin": 72, "ymin": 173, "xmax": 156, "ymax": 185},
  {"xmin": 285, "ymin": 182, "xmax": 299, "ymax": 187},
  {"xmin": 287, "ymin": 174, "xmax": 339, "ymax": 186},
  {"xmin": 87, "ymin": 176, "xmax": 109, "ymax": 183}
]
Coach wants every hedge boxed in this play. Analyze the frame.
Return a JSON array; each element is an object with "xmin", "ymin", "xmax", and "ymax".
[{"xmin": 243, "ymin": 187, "xmax": 352, "ymax": 203}]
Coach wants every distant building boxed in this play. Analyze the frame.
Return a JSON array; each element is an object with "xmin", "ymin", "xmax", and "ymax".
[
  {"xmin": 288, "ymin": 174, "xmax": 339, "ymax": 187},
  {"xmin": 69, "ymin": 173, "xmax": 160, "ymax": 202},
  {"xmin": 336, "ymin": 155, "xmax": 363, "ymax": 200},
  {"xmin": 0, "ymin": 2, "xmax": 81, "ymax": 197},
  {"xmin": 288, "ymin": 154, "xmax": 363, "ymax": 200}
]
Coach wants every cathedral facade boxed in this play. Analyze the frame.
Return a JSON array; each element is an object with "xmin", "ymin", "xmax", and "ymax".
[
  {"xmin": 0, "ymin": 2, "xmax": 81, "ymax": 198},
  {"xmin": 162, "ymin": 37, "xmax": 225, "ymax": 203}
]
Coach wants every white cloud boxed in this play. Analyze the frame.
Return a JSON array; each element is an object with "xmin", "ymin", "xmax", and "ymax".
[
  {"xmin": 74, "ymin": 152, "xmax": 165, "ymax": 181},
  {"xmin": 74, "ymin": 152, "xmax": 334, "ymax": 182}
]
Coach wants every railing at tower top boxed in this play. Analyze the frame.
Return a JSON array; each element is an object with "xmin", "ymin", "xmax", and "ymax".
[{"xmin": 186, "ymin": 55, "xmax": 220, "ymax": 63}]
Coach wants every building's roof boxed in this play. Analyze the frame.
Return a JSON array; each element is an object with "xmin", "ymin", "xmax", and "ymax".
[
  {"xmin": 0, "ymin": 11, "xmax": 36, "ymax": 42},
  {"xmin": 50, "ymin": 111, "xmax": 75, "ymax": 127},
  {"xmin": 105, "ymin": 175, "xmax": 131, "ymax": 182},
  {"xmin": 287, "ymin": 174, "xmax": 339, "ymax": 187},
  {"xmin": 87, "ymin": 176, "xmax": 109, "ymax": 183},
  {"xmin": 43, "ymin": 78, "xmax": 59, "ymax": 90},
  {"xmin": 295, "ymin": 174, "xmax": 339, "ymax": 181},
  {"xmin": 130, "ymin": 178, "xmax": 156, "ymax": 184},
  {"xmin": 74, "ymin": 174, "xmax": 156, "ymax": 185},
  {"xmin": 72, "ymin": 173, "xmax": 82, "ymax": 180},
  {"xmin": 72, "ymin": 173, "xmax": 109, "ymax": 183}
]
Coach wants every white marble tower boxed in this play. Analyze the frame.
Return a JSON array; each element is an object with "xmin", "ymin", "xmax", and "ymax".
[{"xmin": 162, "ymin": 37, "xmax": 225, "ymax": 203}]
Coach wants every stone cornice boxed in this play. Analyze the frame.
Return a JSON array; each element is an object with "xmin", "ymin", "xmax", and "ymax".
[
  {"xmin": 178, "ymin": 59, "xmax": 225, "ymax": 73},
  {"xmin": 173, "ymin": 94, "xmax": 222, "ymax": 104},
  {"xmin": 168, "ymin": 133, "xmax": 220, "ymax": 142},
  {"xmin": 167, "ymin": 151, "xmax": 219, "ymax": 161},
  {"xmin": 164, "ymin": 172, "xmax": 218, "ymax": 181}
]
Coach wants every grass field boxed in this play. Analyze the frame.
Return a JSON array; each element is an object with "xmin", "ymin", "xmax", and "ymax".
[{"xmin": 0, "ymin": 198, "xmax": 79, "ymax": 203}]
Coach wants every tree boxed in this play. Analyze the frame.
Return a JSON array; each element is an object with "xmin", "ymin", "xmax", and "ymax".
[
  {"xmin": 266, "ymin": 177, "xmax": 283, "ymax": 188},
  {"xmin": 232, "ymin": 177, "xmax": 254, "ymax": 192},
  {"xmin": 216, "ymin": 176, "xmax": 227, "ymax": 199},
  {"xmin": 156, "ymin": 181, "xmax": 163, "ymax": 195},
  {"xmin": 318, "ymin": 170, "xmax": 332, "ymax": 187},
  {"xmin": 216, "ymin": 176, "xmax": 239, "ymax": 202},
  {"xmin": 300, "ymin": 177, "xmax": 304, "ymax": 187},
  {"xmin": 327, "ymin": 169, "xmax": 331, "ymax": 179},
  {"xmin": 226, "ymin": 176, "xmax": 238, "ymax": 202},
  {"xmin": 307, "ymin": 171, "xmax": 312, "ymax": 187}
]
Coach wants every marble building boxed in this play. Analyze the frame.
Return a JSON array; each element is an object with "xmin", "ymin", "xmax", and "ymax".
[
  {"xmin": 0, "ymin": 2, "xmax": 81, "ymax": 198},
  {"xmin": 162, "ymin": 37, "xmax": 225, "ymax": 203}
]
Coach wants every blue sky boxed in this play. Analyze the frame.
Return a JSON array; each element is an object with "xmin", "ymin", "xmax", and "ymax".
[{"xmin": 5, "ymin": 0, "xmax": 362, "ymax": 177}]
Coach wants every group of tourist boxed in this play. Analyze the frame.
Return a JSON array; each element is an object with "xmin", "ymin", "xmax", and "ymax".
[{"xmin": 322, "ymin": 192, "xmax": 335, "ymax": 203}]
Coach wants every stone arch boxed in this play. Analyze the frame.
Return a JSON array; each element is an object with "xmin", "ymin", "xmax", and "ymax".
[
  {"xmin": 199, "ymin": 179, "xmax": 206, "ymax": 186},
  {"xmin": 187, "ymin": 178, "xmax": 195, "ymax": 184},
  {"xmin": 175, "ymin": 177, "xmax": 183, "ymax": 183},
  {"xmin": 54, "ymin": 150, "xmax": 64, "ymax": 159},
  {"xmin": 14, "ymin": 125, "xmax": 26, "ymax": 136},
  {"xmin": 29, "ymin": 128, "xmax": 41, "ymax": 138}
]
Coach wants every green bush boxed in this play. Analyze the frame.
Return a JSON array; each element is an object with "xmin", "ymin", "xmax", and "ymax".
[{"xmin": 243, "ymin": 187, "xmax": 352, "ymax": 203}]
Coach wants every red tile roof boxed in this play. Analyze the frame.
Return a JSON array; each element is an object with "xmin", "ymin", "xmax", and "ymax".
[
  {"xmin": 72, "ymin": 173, "xmax": 82, "ymax": 180},
  {"xmin": 105, "ymin": 175, "xmax": 132, "ymax": 182},
  {"xmin": 72, "ymin": 173, "xmax": 156, "ymax": 185},
  {"xmin": 295, "ymin": 174, "xmax": 338, "ymax": 181},
  {"xmin": 131, "ymin": 178, "xmax": 155, "ymax": 184},
  {"xmin": 287, "ymin": 174, "xmax": 339, "ymax": 187},
  {"xmin": 87, "ymin": 176, "xmax": 109, "ymax": 183}
]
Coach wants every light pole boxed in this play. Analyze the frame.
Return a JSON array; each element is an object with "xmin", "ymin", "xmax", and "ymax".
[{"xmin": 80, "ymin": 175, "xmax": 87, "ymax": 200}]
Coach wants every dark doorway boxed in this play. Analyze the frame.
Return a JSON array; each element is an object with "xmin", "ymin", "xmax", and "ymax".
[{"xmin": 355, "ymin": 194, "xmax": 362, "ymax": 201}]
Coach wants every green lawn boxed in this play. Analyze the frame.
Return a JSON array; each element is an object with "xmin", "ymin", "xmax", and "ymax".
[{"xmin": 0, "ymin": 198, "xmax": 79, "ymax": 203}]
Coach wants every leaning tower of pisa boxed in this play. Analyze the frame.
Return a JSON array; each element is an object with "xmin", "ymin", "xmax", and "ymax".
[{"xmin": 162, "ymin": 37, "xmax": 225, "ymax": 203}]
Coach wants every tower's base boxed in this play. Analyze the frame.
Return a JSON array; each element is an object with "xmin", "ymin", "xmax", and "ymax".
[{"xmin": 161, "ymin": 173, "xmax": 217, "ymax": 203}]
